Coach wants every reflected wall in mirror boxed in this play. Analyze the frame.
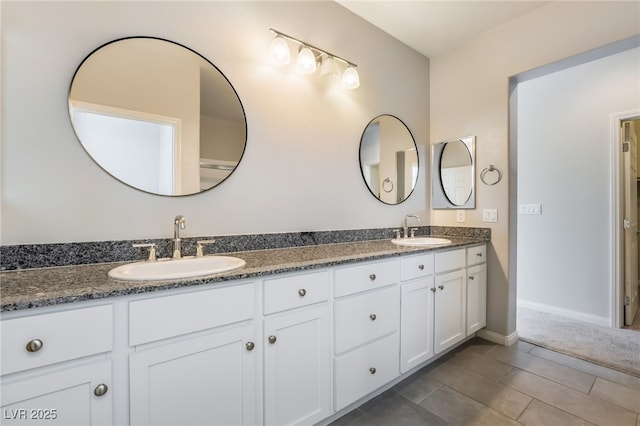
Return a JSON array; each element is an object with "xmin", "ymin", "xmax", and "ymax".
[
  {"xmin": 432, "ymin": 136, "xmax": 475, "ymax": 209},
  {"xmin": 69, "ymin": 37, "xmax": 247, "ymax": 196},
  {"xmin": 359, "ymin": 115, "xmax": 419, "ymax": 205}
]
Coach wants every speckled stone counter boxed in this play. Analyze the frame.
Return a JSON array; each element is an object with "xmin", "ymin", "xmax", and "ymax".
[{"xmin": 0, "ymin": 236, "xmax": 488, "ymax": 312}]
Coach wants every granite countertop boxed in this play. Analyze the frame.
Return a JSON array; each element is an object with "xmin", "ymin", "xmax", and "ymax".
[{"xmin": 0, "ymin": 237, "xmax": 486, "ymax": 312}]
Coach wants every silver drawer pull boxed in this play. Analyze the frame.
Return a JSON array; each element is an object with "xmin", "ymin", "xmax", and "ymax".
[
  {"xmin": 94, "ymin": 384, "xmax": 109, "ymax": 397},
  {"xmin": 268, "ymin": 335, "xmax": 277, "ymax": 344},
  {"xmin": 418, "ymin": 264, "xmax": 424, "ymax": 270},
  {"xmin": 430, "ymin": 287, "xmax": 436, "ymax": 293},
  {"xmin": 469, "ymin": 276, "xmax": 475, "ymax": 280},
  {"xmin": 369, "ymin": 367, "xmax": 377, "ymax": 375},
  {"xmin": 438, "ymin": 285, "xmax": 444, "ymax": 290},
  {"xmin": 298, "ymin": 289, "xmax": 307, "ymax": 297},
  {"xmin": 246, "ymin": 341, "xmax": 255, "ymax": 351},
  {"xmin": 477, "ymin": 252, "xmax": 483, "ymax": 257},
  {"xmin": 369, "ymin": 314, "xmax": 377, "ymax": 321},
  {"xmin": 369, "ymin": 274, "xmax": 376, "ymax": 281},
  {"xmin": 26, "ymin": 339, "xmax": 43, "ymax": 353}
]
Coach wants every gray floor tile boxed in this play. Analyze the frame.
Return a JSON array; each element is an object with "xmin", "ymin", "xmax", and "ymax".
[
  {"xmin": 489, "ymin": 345, "xmax": 596, "ymax": 393},
  {"xmin": 517, "ymin": 400, "xmax": 595, "ymax": 426},
  {"xmin": 359, "ymin": 390, "xmax": 450, "ymax": 426},
  {"xmin": 590, "ymin": 377, "xmax": 640, "ymax": 414},
  {"xmin": 500, "ymin": 368, "xmax": 637, "ymax": 426},
  {"xmin": 447, "ymin": 350, "xmax": 513, "ymax": 381},
  {"xmin": 427, "ymin": 363, "xmax": 531, "ymax": 419},
  {"xmin": 393, "ymin": 369, "xmax": 444, "ymax": 404},
  {"xmin": 328, "ymin": 408, "xmax": 383, "ymax": 426},
  {"xmin": 419, "ymin": 385, "xmax": 521, "ymax": 426},
  {"xmin": 529, "ymin": 345, "xmax": 640, "ymax": 392}
]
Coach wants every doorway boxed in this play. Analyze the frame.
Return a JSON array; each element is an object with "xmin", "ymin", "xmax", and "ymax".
[{"xmin": 619, "ymin": 117, "xmax": 640, "ymax": 328}]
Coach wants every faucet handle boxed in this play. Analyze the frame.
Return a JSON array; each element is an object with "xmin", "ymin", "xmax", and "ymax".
[
  {"xmin": 196, "ymin": 240, "xmax": 216, "ymax": 257},
  {"xmin": 133, "ymin": 243, "xmax": 157, "ymax": 261},
  {"xmin": 410, "ymin": 228, "xmax": 418, "ymax": 238},
  {"xmin": 393, "ymin": 229, "xmax": 401, "ymax": 239}
]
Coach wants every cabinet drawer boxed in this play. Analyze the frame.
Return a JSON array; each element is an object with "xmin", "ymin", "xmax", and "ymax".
[
  {"xmin": 334, "ymin": 259, "xmax": 400, "ymax": 298},
  {"xmin": 334, "ymin": 286, "xmax": 399, "ymax": 354},
  {"xmin": 129, "ymin": 283, "xmax": 255, "ymax": 346},
  {"xmin": 264, "ymin": 270, "xmax": 330, "ymax": 315},
  {"xmin": 1, "ymin": 305, "xmax": 113, "ymax": 376},
  {"xmin": 334, "ymin": 332, "xmax": 400, "ymax": 411},
  {"xmin": 466, "ymin": 245, "xmax": 486, "ymax": 266},
  {"xmin": 434, "ymin": 249, "xmax": 465, "ymax": 273},
  {"xmin": 401, "ymin": 254, "xmax": 434, "ymax": 281}
]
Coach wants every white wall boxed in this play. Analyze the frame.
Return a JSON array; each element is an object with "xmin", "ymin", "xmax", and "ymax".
[
  {"xmin": 0, "ymin": 1, "xmax": 429, "ymax": 245},
  {"xmin": 517, "ymin": 48, "xmax": 640, "ymax": 322},
  {"xmin": 430, "ymin": 1, "xmax": 640, "ymax": 336}
]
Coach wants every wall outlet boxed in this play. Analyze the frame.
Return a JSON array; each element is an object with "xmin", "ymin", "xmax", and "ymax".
[
  {"xmin": 482, "ymin": 209, "xmax": 498, "ymax": 222},
  {"xmin": 519, "ymin": 204, "xmax": 542, "ymax": 215},
  {"xmin": 456, "ymin": 210, "xmax": 466, "ymax": 222}
]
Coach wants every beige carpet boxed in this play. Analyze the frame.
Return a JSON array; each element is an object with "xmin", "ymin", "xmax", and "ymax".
[{"xmin": 517, "ymin": 307, "xmax": 640, "ymax": 377}]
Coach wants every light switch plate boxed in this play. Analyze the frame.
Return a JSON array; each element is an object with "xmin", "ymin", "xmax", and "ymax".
[
  {"xmin": 519, "ymin": 204, "xmax": 542, "ymax": 215},
  {"xmin": 456, "ymin": 210, "xmax": 466, "ymax": 222},
  {"xmin": 482, "ymin": 209, "xmax": 498, "ymax": 222}
]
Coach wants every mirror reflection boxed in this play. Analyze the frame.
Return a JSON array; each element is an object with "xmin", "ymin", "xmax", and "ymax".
[
  {"xmin": 359, "ymin": 115, "xmax": 419, "ymax": 205},
  {"xmin": 68, "ymin": 37, "xmax": 247, "ymax": 196},
  {"xmin": 432, "ymin": 136, "xmax": 475, "ymax": 209}
]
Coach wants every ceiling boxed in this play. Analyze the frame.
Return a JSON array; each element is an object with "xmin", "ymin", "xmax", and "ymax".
[{"xmin": 336, "ymin": 1, "xmax": 551, "ymax": 58}]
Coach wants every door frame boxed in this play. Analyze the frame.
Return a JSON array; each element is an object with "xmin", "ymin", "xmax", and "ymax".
[{"xmin": 610, "ymin": 109, "xmax": 640, "ymax": 328}]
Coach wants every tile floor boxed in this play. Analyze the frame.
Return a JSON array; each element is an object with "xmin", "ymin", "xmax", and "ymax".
[{"xmin": 330, "ymin": 338, "xmax": 640, "ymax": 426}]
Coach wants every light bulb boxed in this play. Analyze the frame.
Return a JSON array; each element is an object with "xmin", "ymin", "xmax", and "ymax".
[
  {"xmin": 320, "ymin": 56, "xmax": 339, "ymax": 77},
  {"xmin": 296, "ymin": 47, "xmax": 317, "ymax": 74},
  {"xmin": 269, "ymin": 36, "xmax": 290, "ymax": 65},
  {"xmin": 342, "ymin": 66, "xmax": 360, "ymax": 89}
]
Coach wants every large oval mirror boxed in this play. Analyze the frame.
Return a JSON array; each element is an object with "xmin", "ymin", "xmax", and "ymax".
[
  {"xmin": 359, "ymin": 115, "xmax": 419, "ymax": 205},
  {"xmin": 68, "ymin": 37, "xmax": 247, "ymax": 196},
  {"xmin": 432, "ymin": 136, "xmax": 475, "ymax": 209}
]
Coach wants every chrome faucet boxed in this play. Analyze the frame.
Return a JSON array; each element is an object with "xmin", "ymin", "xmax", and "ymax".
[
  {"xmin": 173, "ymin": 215, "xmax": 186, "ymax": 259},
  {"xmin": 403, "ymin": 214, "xmax": 420, "ymax": 238}
]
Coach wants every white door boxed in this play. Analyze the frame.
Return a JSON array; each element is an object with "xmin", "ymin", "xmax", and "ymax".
[
  {"xmin": 434, "ymin": 270, "xmax": 466, "ymax": 354},
  {"xmin": 263, "ymin": 304, "xmax": 331, "ymax": 426},
  {"xmin": 1, "ymin": 360, "xmax": 112, "ymax": 426},
  {"xmin": 400, "ymin": 276, "xmax": 435, "ymax": 373},
  {"xmin": 129, "ymin": 324, "xmax": 257, "ymax": 426},
  {"xmin": 623, "ymin": 119, "xmax": 639, "ymax": 326}
]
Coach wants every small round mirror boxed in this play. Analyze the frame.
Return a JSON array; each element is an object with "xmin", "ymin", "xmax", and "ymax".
[
  {"xmin": 359, "ymin": 115, "xmax": 419, "ymax": 205},
  {"xmin": 68, "ymin": 37, "xmax": 247, "ymax": 196}
]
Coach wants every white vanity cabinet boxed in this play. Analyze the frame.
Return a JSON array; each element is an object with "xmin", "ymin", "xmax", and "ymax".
[
  {"xmin": 128, "ymin": 283, "xmax": 258, "ymax": 426},
  {"xmin": 400, "ymin": 253, "xmax": 435, "ymax": 373},
  {"xmin": 262, "ymin": 271, "xmax": 331, "ymax": 426},
  {"xmin": 434, "ymin": 249, "xmax": 467, "ymax": 354},
  {"xmin": 466, "ymin": 245, "xmax": 487, "ymax": 335},
  {"xmin": 0, "ymin": 305, "xmax": 113, "ymax": 425},
  {"xmin": 333, "ymin": 260, "xmax": 401, "ymax": 411}
]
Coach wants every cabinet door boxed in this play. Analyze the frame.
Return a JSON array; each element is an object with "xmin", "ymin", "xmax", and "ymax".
[
  {"xmin": 264, "ymin": 304, "xmax": 331, "ymax": 426},
  {"xmin": 434, "ymin": 270, "xmax": 466, "ymax": 354},
  {"xmin": 466, "ymin": 264, "xmax": 487, "ymax": 335},
  {"xmin": 400, "ymin": 276, "xmax": 435, "ymax": 373},
  {"xmin": 130, "ymin": 324, "xmax": 256, "ymax": 426},
  {"xmin": 1, "ymin": 360, "xmax": 111, "ymax": 426}
]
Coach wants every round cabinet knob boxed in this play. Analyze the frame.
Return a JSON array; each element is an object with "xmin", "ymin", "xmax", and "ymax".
[
  {"xmin": 369, "ymin": 274, "xmax": 377, "ymax": 281},
  {"xmin": 430, "ymin": 287, "xmax": 436, "ymax": 293},
  {"xmin": 246, "ymin": 341, "xmax": 255, "ymax": 351},
  {"xmin": 477, "ymin": 252, "xmax": 483, "ymax": 257},
  {"xmin": 418, "ymin": 264, "xmax": 424, "ymax": 270},
  {"xmin": 25, "ymin": 339, "xmax": 43, "ymax": 353},
  {"xmin": 369, "ymin": 367, "xmax": 377, "ymax": 375},
  {"xmin": 94, "ymin": 384, "xmax": 108, "ymax": 397},
  {"xmin": 438, "ymin": 285, "xmax": 444, "ymax": 290},
  {"xmin": 298, "ymin": 289, "xmax": 307, "ymax": 297},
  {"xmin": 268, "ymin": 335, "xmax": 277, "ymax": 344},
  {"xmin": 469, "ymin": 276, "xmax": 475, "ymax": 281},
  {"xmin": 369, "ymin": 314, "xmax": 377, "ymax": 321}
]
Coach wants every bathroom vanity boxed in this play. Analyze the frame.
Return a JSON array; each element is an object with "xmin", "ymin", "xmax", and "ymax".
[{"xmin": 0, "ymin": 237, "xmax": 487, "ymax": 425}]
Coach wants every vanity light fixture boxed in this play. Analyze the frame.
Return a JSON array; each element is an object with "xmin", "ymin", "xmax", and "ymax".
[{"xmin": 269, "ymin": 28, "xmax": 360, "ymax": 89}]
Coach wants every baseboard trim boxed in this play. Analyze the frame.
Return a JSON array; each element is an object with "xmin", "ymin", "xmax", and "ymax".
[
  {"xmin": 477, "ymin": 329, "xmax": 519, "ymax": 346},
  {"xmin": 517, "ymin": 299, "xmax": 610, "ymax": 327}
]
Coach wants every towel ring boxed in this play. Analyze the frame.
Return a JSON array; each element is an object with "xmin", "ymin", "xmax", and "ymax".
[
  {"xmin": 480, "ymin": 165, "xmax": 502, "ymax": 186},
  {"xmin": 382, "ymin": 177, "xmax": 394, "ymax": 193}
]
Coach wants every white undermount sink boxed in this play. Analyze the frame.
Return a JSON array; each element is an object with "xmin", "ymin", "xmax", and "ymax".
[
  {"xmin": 391, "ymin": 237, "xmax": 452, "ymax": 247},
  {"xmin": 108, "ymin": 256, "xmax": 246, "ymax": 281}
]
